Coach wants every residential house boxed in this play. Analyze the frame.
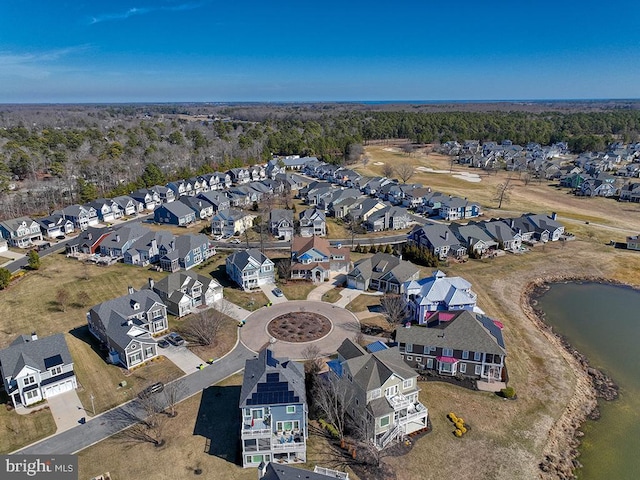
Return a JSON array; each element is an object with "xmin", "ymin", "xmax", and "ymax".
[
  {"xmin": 407, "ymin": 223, "xmax": 466, "ymax": 260},
  {"xmin": 36, "ymin": 214, "xmax": 75, "ymax": 239},
  {"xmin": 299, "ymin": 208, "xmax": 326, "ymax": 237},
  {"xmin": 403, "ymin": 271, "xmax": 478, "ymax": 324},
  {"xmin": 449, "ymin": 222, "xmax": 498, "ymax": 256},
  {"xmin": 270, "ymin": 209, "xmax": 295, "ymax": 240},
  {"xmin": 88, "ymin": 198, "xmax": 122, "ymax": 223},
  {"xmin": 347, "ymin": 253, "xmax": 419, "ymax": 293},
  {"xmin": 402, "ymin": 187, "xmax": 434, "ymax": 210},
  {"xmin": 123, "ymin": 230, "xmax": 175, "ymax": 266},
  {"xmin": 197, "ymin": 191, "xmax": 231, "ymax": 212},
  {"xmin": 178, "ymin": 196, "xmax": 214, "ymax": 220},
  {"xmin": 149, "ymin": 185, "xmax": 176, "ymax": 203},
  {"xmin": 362, "ymin": 177, "xmax": 393, "ymax": 196},
  {"xmin": 627, "ymin": 234, "xmax": 640, "ymax": 251},
  {"xmin": 266, "ymin": 159, "xmax": 286, "ymax": 179},
  {"xmin": 347, "ymin": 198, "xmax": 387, "ymax": 222},
  {"xmin": 522, "ymin": 213, "xmax": 565, "ymax": 242},
  {"xmin": 619, "ymin": 183, "xmax": 640, "ymax": 202},
  {"xmin": 159, "ymin": 234, "xmax": 212, "ymax": 272},
  {"xmin": 579, "ymin": 178, "xmax": 618, "ymax": 197},
  {"xmin": 99, "ymin": 223, "xmax": 150, "ymax": 258},
  {"xmin": 58, "ymin": 204, "xmax": 99, "ymax": 231},
  {"xmin": 211, "ymin": 209, "xmax": 255, "ymax": 237},
  {"xmin": 258, "ymin": 463, "xmax": 349, "ymax": 480},
  {"xmin": 167, "ymin": 179, "xmax": 194, "ymax": 198},
  {"xmin": 87, "ymin": 287, "xmax": 168, "ymax": 369},
  {"xmin": 149, "ymin": 272, "xmax": 223, "ymax": 317},
  {"xmin": 364, "ymin": 206, "xmax": 412, "ymax": 232},
  {"xmin": 228, "ymin": 168, "xmax": 251, "ymax": 185},
  {"xmin": 480, "ymin": 219, "xmax": 522, "ymax": 251},
  {"xmin": 226, "ymin": 249, "xmax": 275, "ymax": 290},
  {"xmin": 0, "ymin": 217, "xmax": 43, "ymax": 248},
  {"xmin": 130, "ymin": 189, "xmax": 160, "ymax": 211},
  {"xmin": 239, "ymin": 348, "xmax": 308, "ymax": 467},
  {"xmin": 0, "ymin": 332, "xmax": 77, "ymax": 407},
  {"xmin": 438, "ymin": 197, "xmax": 480, "ymax": 221},
  {"xmin": 199, "ymin": 173, "xmax": 221, "ymax": 191},
  {"xmin": 112, "ymin": 195, "xmax": 139, "ymax": 216},
  {"xmin": 64, "ymin": 226, "xmax": 111, "ymax": 255},
  {"xmin": 214, "ymin": 172, "xmax": 233, "ymax": 189},
  {"xmin": 154, "ymin": 202, "xmax": 197, "ymax": 227},
  {"xmin": 327, "ymin": 339, "xmax": 428, "ymax": 449},
  {"xmin": 290, "ymin": 236, "xmax": 350, "ymax": 282},
  {"xmin": 396, "ymin": 310, "xmax": 506, "ymax": 382}
]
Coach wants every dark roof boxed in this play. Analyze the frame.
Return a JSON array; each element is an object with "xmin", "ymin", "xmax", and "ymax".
[
  {"xmin": 239, "ymin": 349, "xmax": 306, "ymax": 408},
  {"xmin": 0, "ymin": 333, "xmax": 72, "ymax": 379},
  {"xmin": 260, "ymin": 463, "xmax": 348, "ymax": 480}
]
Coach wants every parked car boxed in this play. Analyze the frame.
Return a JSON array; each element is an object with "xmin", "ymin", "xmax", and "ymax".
[
  {"xmin": 158, "ymin": 338, "xmax": 170, "ymax": 349},
  {"xmin": 272, "ymin": 288, "xmax": 284, "ymax": 297},
  {"xmin": 166, "ymin": 332, "xmax": 185, "ymax": 346},
  {"xmin": 139, "ymin": 382, "xmax": 164, "ymax": 398},
  {"xmin": 230, "ymin": 238, "xmax": 241, "ymax": 244}
]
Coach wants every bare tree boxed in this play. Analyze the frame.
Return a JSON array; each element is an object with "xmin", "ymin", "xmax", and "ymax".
[
  {"xmin": 163, "ymin": 380, "xmax": 187, "ymax": 418},
  {"xmin": 347, "ymin": 215, "xmax": 365, "ymax": 250},
  {"xmin": 353, "ymin": 332, "xmax": 366, "ymax": 347},
  {"xmin": 313, "ymin": 376, "xmax": 354, "ymax": 442},
  {"xmin": 395, "ymin": 164, "xmax": 415, "ymax": 184},
  {"xmin": 110, "ymin": 395, "xmax": 167, "ymax": 447},
  {"xmin": 56, "ymin": 288, "xmax": 70, "ymax": 312},
  {"xmin": 277, "ymin": 259, "xmax": 292, "ymax": 282},
  {"xmin": 401, "ymin": 143, "xmax": 415, "ymax": 156},
  {"xmin": 348, "ymin": 415, "xmax": 394, "ymax": 469},
  {"xmin": 380, "ymin": 294, "xmax": 409, "ymax": 329},
  {"xmin": 362, "ymin": 155, "xmax": 370, "ymax": 168},
  {"xmin": 494, "ymin": 175, "xmax": 514, "ymax": 209},
  {"xmin": 381, "ymin": 163, "xmax": 394, "ymax": 178},
  {"xmin": 302, "ymin": 344, "xmax": 323, "ymax": 375},
  {"xmin": 179, "ymin": 307, "xmax": 227, "ymax": 346},
  {"xmin": 347, "ymin": 143, "xmax": 364, "ymax": 164},
  {"xmin": 75, "ymin": 290, "xmax": 91, "ymax": 308}
]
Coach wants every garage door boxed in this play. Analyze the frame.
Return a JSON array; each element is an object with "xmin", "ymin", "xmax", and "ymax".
[{"xmin": 43, "ymin": 380, "xmax": 73, "ymax": 398}]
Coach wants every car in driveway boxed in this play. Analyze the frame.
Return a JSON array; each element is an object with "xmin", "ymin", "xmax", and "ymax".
[
  {"xmin": 272, "ymin": 287, "xmax": 284, "ymax": 297},
  {"xmin": 230, "ymin": 238, "xmax": 241, "ymax": 244},
  {"xmin": 158, "ymin": 338, "xmax": 170, "ymax": 349},
  {"xmin": 138, "ymin": 382, "xmax": 164, "ymax": 398},
  {"xmin": 166, "ymin": 332, "xmax": 185, "ymax": 346}
]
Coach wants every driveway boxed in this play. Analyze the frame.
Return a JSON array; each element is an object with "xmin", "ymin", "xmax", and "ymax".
[
  {"xmin": 46, "ymin": 390, "xmax": 88, "ymax": 433},
  {"xmin": 240, "ymin": 300, "xmax": 360, "ymax": 359},
  {"xmin": 160, "ymin": 343, "xmax": 205, "ymax": 374},
  {"xmin": 216, "ymin": 299, "xmax": 251, "ymax": 321},
  {"xmin": 306, "ymin": 274, "xmax": 346, "ymax": 301},
  {"xmin": 259, "ymin": 282, "xmax": 288, "ymax": 304}
]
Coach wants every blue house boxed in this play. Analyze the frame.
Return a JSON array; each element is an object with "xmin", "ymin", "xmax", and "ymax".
[
  {"xmin": 154, "ymin": 202, "xmax": 197, "ymax": 226},
  {"xmin": 239, "ymin": 349, "xmax": 308, "ymax": 468},
  {"xmin": 159, "ymin": 233, "xmax": 212, "ymax": 272}
]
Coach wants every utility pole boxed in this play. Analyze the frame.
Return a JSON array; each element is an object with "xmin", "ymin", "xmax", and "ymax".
[{"xmin": 90, "ymin": 394, "xmax": 95, "ymax": 416}]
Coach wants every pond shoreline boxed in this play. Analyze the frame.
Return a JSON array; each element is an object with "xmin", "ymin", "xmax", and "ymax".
[{"xmin": 522, "ymin": 276, "xmax": 625, "ymax": 479}]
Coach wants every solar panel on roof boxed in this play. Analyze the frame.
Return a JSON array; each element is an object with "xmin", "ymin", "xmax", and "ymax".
[
  {"xmin": 44, "ymin": 354, "xmax": 63, "ymax": 369},
  {"xmin": 266, "ymin": 350, "xmax": 279, "ymax": 367},
  {"xmin": 266, "ymin": 372, "xmax": 280, "ymax": 383}
]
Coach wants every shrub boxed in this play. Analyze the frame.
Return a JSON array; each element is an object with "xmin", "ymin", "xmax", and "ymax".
[
  {"xmin": 460, "ymin": 426, "xmax": 467, "ymax": 434},
  {"xmin": 457, "ymin": 418, "xmax": 464, "ymax": 425},
  {"xmin": 448, "ymin": 412, "xmax": 458, "ymax": 422},
  {"xmin": 501, "ymin": 386, "xmax": 516, "ymax": 399},
  {"xmin": 455, "ymin": 421, "xmax": 464, "ymax": 430},
  {"xmin": 454, "ymin": 429, "xmax": 463, "ymax": 437}
]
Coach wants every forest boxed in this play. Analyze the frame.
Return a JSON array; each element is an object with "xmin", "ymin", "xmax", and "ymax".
[{"xmin": 1, "ymin": 102, "xmax": 640, "ymax": 219}]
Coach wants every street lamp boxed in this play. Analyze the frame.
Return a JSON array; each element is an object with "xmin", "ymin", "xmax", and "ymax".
[{"xmin": 90, "ymin": 394, "xmax": 95, "ymax": 416}]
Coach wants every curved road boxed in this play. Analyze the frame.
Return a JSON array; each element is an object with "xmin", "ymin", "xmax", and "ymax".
[{"xmin": 16, "ymin": 342, "xmax": 255, "ymax": 455}]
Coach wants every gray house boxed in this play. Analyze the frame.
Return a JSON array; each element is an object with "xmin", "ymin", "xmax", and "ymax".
[
  {"xmin": 178, "ymin": 196, "xmax": 214, "ymax": 219},
  {"xmin": 240, "ymin": 349, "xmax": 308, "ymax": 468},
  {"xmin": 299, "ymin": 208, "xmax": 326, "ymax": 237},
  {"xmin": 407, "ymin": 223, "xmax": 467, "ymax": 260},
  {"xmin": 87, "ymin": 287, "xmax": 168, "ymax": 369},
  {"xmin": 269, "ymin": 209, "xmax": 294, "ymax": 240},
  {"xmin": 150, "ymin": 272, "xmax": 223, "ymax": 317},
  {"xmin": 0, "ymin": 332, "xmax": 77, "ymax": 407},
  {"xmin": 36, "ymin": 214, "xmax": 75, "ymax": 239},
  {"xmin": 347, "ymin": 253, "xmax": 419, "ymax": 293},
  {"xmin": 226, "ymin": 249, "xmax": 275, "ymax": 290},
  {"xmin": 364, "ymin": 206, "xmax": 412, "ymax": 232},
  {"xmin": 0, "ymin": 217, "xmax": 43, "ymax": 248}
]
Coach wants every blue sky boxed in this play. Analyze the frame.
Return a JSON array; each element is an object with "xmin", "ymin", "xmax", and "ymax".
[{"xmin": 1, "ymin": 0, "xmax": 639, "ymax": 102}]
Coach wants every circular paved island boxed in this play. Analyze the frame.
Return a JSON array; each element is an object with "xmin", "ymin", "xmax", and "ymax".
[{"xmin": 240, "ymin": 300, "xmax": 359, "ymax": 359}]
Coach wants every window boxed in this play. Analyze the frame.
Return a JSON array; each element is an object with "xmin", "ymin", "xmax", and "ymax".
[
  {"xmin": 129, "ymin": 352, "xmax": 142, "ymax": 365},
  {"xmin": 385, "ymin": 385, "xmax": 398, "ymax": 397},
  {"xmin": 275, "ymin": 420, "xmax": 300, "ymax": 432},
  {"xmin": 25, "ymin": 390, "xmax": 39, "ymax": 400},
  {"xmin": 406, "ymin": 355, "xmax": 413, "ymax": 361},
  {"xmin": 380, "ymin": 416, "xmax": 390, "ymax": 427},
  {"xmin": 370, "ymin": 388, "xmax": 381, "ymax": 400},
  {"xmin": 414, "ymin": 355, "xmax": 422, "ymax": 363},
  {"xmin": 474, "ymin": 352, "xmax": 482, "ymax": 361},
  {"xmin": 426, "ymin": 358, "xmax": 434, "ymax": 369},
  {"xmin": 403, "ymin": 379, "xmax": 413, "ymax": 389},
  {"xmin": 145, "ymin": 347, "xmax": 154, "ymax": 357},
  {"xmin": 286, "ymin": 406, "xmax": 296, "ymax": 414},
  {"xmin": 459, "ymin": 363, "xmax": 467, "ymax": 373},
  {"xmin": 49, "ymin": 366, "xmax": 63, "ymax": 376},
  {"xmin": 251, "ymin": 409, "xmax": 264, "ymax": 420},
  {"xmin": 405, "ymin": 343, "xmax": 413, "ymax": 353},
  {"xmin": 475, "ymin": 365, "xmax": 482, "ymax": 375},
  {"xmin": 23, "ymin": 376, "xmax": 36, "ymax": 386},
  {"xmin": 443, "ymin": 348, "xmax": 453, "ymax": 357},
  {"xmin": 462, "ymin": 350, "xmax": 469, "ymax": 360}
]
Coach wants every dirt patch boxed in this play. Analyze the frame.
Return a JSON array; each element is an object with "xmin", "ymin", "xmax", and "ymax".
[{"xmin": 267, "ymin": 312, "xmax": 332, "ymax": 343}]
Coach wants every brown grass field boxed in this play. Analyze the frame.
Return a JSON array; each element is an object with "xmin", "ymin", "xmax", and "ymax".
[{"xmin": 0, "ymin": 397, "xmax": 56, "ymax": 454}]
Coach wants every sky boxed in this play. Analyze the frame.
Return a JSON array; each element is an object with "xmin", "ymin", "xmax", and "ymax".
[{"xmin": 1, "ymin": 0, "xmax": 639, "ymax": 103}]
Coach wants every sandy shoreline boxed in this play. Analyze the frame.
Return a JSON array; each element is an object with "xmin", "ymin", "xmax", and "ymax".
[{"xmin": 521, "ymin": 276, "xmax": 625, "ymax": 479}]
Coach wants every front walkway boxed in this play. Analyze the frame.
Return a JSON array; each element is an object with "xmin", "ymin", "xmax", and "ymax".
[
  {"xmin": 306, "ymin": 274, "xmax": 346, "ymax": 301},
  {"xmin": 477, "ymin": 380, "xmax": 507, "ymax": 392},
  {"xmin": 44, "ymin": 390, "xmax": 88, "ymax": 432}
]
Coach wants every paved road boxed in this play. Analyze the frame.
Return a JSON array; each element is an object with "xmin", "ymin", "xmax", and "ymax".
[{"xmin": 16, "ymin": 342, "xmax": 255, "ymax": 455}]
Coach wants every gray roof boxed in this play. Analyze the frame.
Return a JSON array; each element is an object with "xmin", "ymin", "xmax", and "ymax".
[
  {"xmin": 151, "ymin": 271, "xmax": 220, "ymax": 298},
  {"xmin": 0, "ymin": 333, "xmax": 72, "ymax": 379},
  {"xmin": 348, "ymin": 253, "xmax": 418, "ymax": 284},
  {"xmin": 227, "ymin": 248, "xmax": 270, "ymax": 270},
  {"xmin": 174, "ymin": 233, "xmax": 208, "ymax": 255},
  {"xmin": 270, "ymin": 209, "xmax": 294, "ymax": 223},
  {"xmin": 239, "ymin": 349, "xmax": 306, "ymax": 408},
  {"xmin": 0, "ymin": 216, "xmax": 39, "ymax": 232},
  {"xmin": 411, "ymin": 223, "xmax": 458, "ymax": 249},
  {"xmin": 261, "ymin": 463, "xmax": 347, "ymax": 480},
  {"xmin": 158, "ymin": 201, "xmax": 194, "ymax": 218},
  {"xmin": 101, "ymin": 222, "xmax": 150, "ymax": 250},
  {"xmin": 395, "ymin": 310, "xmax": 506, "ymax": 356}
]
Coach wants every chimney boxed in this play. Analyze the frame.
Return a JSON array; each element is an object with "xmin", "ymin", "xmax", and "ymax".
[
  {"xmin": 31, "ymin": 332, "xmax": 38, "ymax": 341},
  {"xmin": 148, "ymin": 278, "xmax": 154, "ymax": 289},
  {"xmin": 128, "ymin": 285, "xmax": 134, "ymax": 295},
  {"xmin": 87, "ymin": 233, "xmax": 92, "ymax": 240},
  {"xmin": 510, "ymin": 219, "xmax": 515, "ymax": 229},
  {"xmin": 551, "ymin": 212, "xmax": 557, "ymax": 221},
  {"xmin": 444, "ymin": 230, "xmax": 449, "ymax": 240},
  {"xmin": 427, "ymin": 187, "xmax": 431, "ymax": 193},
  {"xmin": 116, "ymin": 234, "xmax": 121, "ymax": 242}
]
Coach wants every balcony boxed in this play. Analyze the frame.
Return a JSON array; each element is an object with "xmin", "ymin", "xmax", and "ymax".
[
  {"xmin": 241, "ymin": 417, "xmax": 271, "ymax": 437},
  {"xmin": 386, "ymin": 392, "xmax": 412, "ymax": 411}
]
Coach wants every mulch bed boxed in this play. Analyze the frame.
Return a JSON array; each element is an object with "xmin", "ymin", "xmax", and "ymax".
[{"xmin": 267, "ymin": 312, "xmax": 332, "ymax": 342}]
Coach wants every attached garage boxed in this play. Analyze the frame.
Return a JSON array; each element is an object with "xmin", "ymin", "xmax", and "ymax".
[{"xmin": 42, "ymin": 378, "xmax": 76, "ymax": 399}]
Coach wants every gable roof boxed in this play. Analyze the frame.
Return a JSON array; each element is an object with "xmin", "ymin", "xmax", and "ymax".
[
  {"xmin": 151, "ymin": 270, "xmax": 220, "ymax": 298},
  {"xmin": 349, "ymin": 253, "xmax": 418, "ymax": 284},
  {"xmin": 0, "ymin": 333, "xmax": 72, "ymax": 379},
  {"xmin": 228, "ymin": 248, "xmax": 271, "ymax": 270},
  {"xmin": 239, "ymin": 349, "xmax": 306, "ymax": 408}
]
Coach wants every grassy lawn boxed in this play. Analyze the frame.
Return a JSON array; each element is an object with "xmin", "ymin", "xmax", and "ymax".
[
  {"xmin": 278, "ymin": 281, "xmax": 317, "ymax": 300},
  {"xmin": 0, "ymin": 254, "xmax": 168, "ymax": 348},
  {"xmin": 78, "ymin": 372, "xmax": 357, "ymax": 480},
  {"xmin": 173, "ymin": 311, "xmax": 238, "ymax": 362},
  {"xmin": 68, "ymin": 326, "xmax": 184, "ymax": 415},
  {"xmin": 0, "ymin": 393, "xmax": 56, "ymax": 454},
  {"xmin": 345, "ymin": 294, "xmax": 381, "ymax": 313},
  {"xmin": 0, "ymin": 255, "xmax": 13, "ymax": 264},
  {"xmin": 145, "ymin": 220, "xmax": 209, "ymax": 236},
  {"xmin": 321, "ymin": 288, "xmax": 343, "ymax": 303}
]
